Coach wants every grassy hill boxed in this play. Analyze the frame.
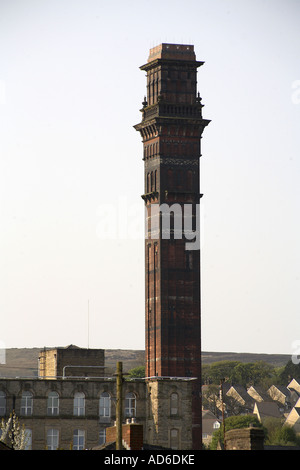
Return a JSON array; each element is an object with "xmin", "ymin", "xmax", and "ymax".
[
  {"xmin": 0, "ymin": 347, "xmax": 290, "ymax": 378},
  {"xmin": 201, "ymin": 351, "xmax": 290, "ymax": 367}
]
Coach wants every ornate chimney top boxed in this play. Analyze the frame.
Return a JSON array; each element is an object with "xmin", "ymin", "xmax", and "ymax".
[{"xmin": 147, "ymin": 43, "xmax": 196, "ymax": 62}]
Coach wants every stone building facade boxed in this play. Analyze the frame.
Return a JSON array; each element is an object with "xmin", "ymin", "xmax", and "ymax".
[
  {"xmin": 146, "ymin": 378, "xmax": 193, "ymax": 449},
  {"xmin": 0, "ymin": 347, "xmax": 194, "ymax": 450},
  {"xmin": 38, "ymin": 345, "xmax": 105, "ymax": 379}
]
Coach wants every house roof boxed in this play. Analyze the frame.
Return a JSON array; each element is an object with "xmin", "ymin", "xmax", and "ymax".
[
  {"xmin": 202, "ymin": 419, "xmax": 221, "ymax": 434},
  {"xmin": 254, "ymin": 401, "xmax": 281, "ymax": 419},
  {"xmin": 202, "ymin": 409, "xmax": 221, "ymax": 434},
  {"xmin": 227, "ymin": 385, "xmax": 254, "ymax": 405},
  {"xmin": 247, "ymin": 385, "xmax": 269, "ymax": 401},
  {"xmin": 293, "ymin": 407, "xmax": 300, "ymax": 417},
  {"xmin": 284, "ymin": 406, "xmax": 300, "ymax": 426},
  {"xmin": 287, "ymin": 379, "xmax": 300, "ymax": 393},
  {"xmin": 221, "ymin": 382, "xmax": 231, "ymax": 394},
  {"xmin": 268, "ymin": 385, "xmax": 289, "ymax": 396},
  {"xmin": 227, "ymin": 384, "xmax": 247, "ymax": 397},
  {"xmin": 289, "ymin": 390, "xmax": 300, "ymax": 406},
  {"xmin": 202, "ymin": 409, "xmax": 218, "ymax": 420},
  {"xmin": 295, "ymin": 397, "xmax": 300, "ymax": 408}
]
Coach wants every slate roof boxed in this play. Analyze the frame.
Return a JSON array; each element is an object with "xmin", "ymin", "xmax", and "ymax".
[
  {"xmin": 254, "ymin": 401, "xmax": 281, "ymax": 419},
  {"xmin": 247, "ymin": 385, "xmax": 269, "ymax": 402},
  {"xmin": 227, "ymin": 385, "xmax": 255, "ymax": 406},
  {"xmin": 202, "ymin": 409, "xmax": 221, "ymax": 435}
]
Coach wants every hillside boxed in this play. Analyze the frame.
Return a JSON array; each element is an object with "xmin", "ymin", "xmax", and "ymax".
[
  {"xmin": 0, "ymin": 348, "xmax": 291, "ymax": 378},
  {"xmin": 201, "ymin": 351, "xmax": 290, "ymax": 367}
]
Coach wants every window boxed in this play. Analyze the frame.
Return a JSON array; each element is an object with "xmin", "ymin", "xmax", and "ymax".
[
  {"xmin": 24, "ymin": 429, "xmax": 32, "ymax": 450},
  {"xmin": 47, "ymin": 392, "xmax": 59, "ymax": 416},
  {"xmin": 0, "ymin": 391, "xmax": 6, "ymax": 416},
  {"xmin": 20, "ymin": 391, "xmax": 33, "ymax": 416},
  {"xmin": 99, "ymin": 392, "xmax": 111, "ymax": 418},
  {"xmin": 99, "ymin": 429, "xmax": 106, "ymax": 446},
  {"xmin": 170, "ymin": 393, "xmax": 179, "ymax": 416},
  {"xmin": 170, "ymin": 428, "xmax": 179, "ymax": 450},
  {"xmin": 73, "ymin": 392, "xmax": 85, "ymax": 416},
  {"xmin": 125, "ymin": 392, "xmax": 136, "ymax": 418},
  {"xmin": 73, "ymin": 429, "xmax": 85, "ymax": 450},
  {"xmin": 47, "ymin": 429, "xmax": 59, "ymax": 450}
]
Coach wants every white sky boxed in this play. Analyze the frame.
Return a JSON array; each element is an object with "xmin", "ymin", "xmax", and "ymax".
[{"xmin": 0, "ymin": 0, "xmax": 299, "ymax": 355}]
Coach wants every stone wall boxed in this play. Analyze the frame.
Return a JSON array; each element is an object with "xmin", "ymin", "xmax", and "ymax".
[
  {"xmin": 0, "ymin": 376, "xmax": 193, "ymax": 450},
  {"xmin": 146, "ymin": 378, "xmax": 193, "ymax": 450},
  {"xmin": 225, "ymin": 427, "xmax": 265, "ymax": 450},
  {"xmin": 0, "ymin": 377, "xmax": 146, "ymax": 450},
  {"xmin": 39, "ymin": 346, "xmax": 105, "ymax": 378}
]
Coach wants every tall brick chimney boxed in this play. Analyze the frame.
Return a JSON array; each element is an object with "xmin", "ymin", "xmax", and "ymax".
[
  {"xmin": 134, "ymin": 43, "xmax": 210, "ymax": 450},
  {"xmin": 106, "ymin": 421, "xmax": 144, "ymax": 450}
]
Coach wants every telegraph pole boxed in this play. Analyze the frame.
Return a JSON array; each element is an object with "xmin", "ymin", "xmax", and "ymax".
[
  {"xmin": 116, "ymin": 361, "xmax": 123, "ymax": 450},
  {"xmin": 220, "ymin": 379, "xmax": 226, "ymax": 450}
]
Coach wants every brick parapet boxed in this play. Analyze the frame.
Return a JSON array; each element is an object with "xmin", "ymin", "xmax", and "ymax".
[{"xmin": 106, "ymin": 423, "xmax": 144, "ymax": 450}]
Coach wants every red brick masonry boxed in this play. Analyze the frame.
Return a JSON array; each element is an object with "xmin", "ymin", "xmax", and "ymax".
[{"xmin": 106, "ymin": 423, "xmax": 144, "ymax": 450}]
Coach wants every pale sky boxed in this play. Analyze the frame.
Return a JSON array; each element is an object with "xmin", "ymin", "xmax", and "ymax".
[{"xmin": 0, "ymin": 0, "xmax": 299, "ymax": 356}]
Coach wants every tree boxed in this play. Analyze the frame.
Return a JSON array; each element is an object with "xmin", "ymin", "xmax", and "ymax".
[
  {"xmin": 232, "ymin": 361, "xmax": 274, "ymax": 387},
  {"xmin": 202, "ymin": 364, "xmax": 213, "ymax": 384},
  {"xmin": 231, "ymin": 362, "xmax": 253, "ymax": 386},
  {"xmin": 203, "ymin": 360, "xmax": 279, "ymax": 388},
  {"xmin": 250, "ymin": 361, "xmax": 274, "ymax": 384},
  {"xmin": 276, "ymin": 426, "xmax": 300, "ymax": 446},
  {"xmin": 262, "ymin": 416, "xmax": 283, "ymax": 443},
  {"xmin": 126, "ymin": 366, "xmax": 145, "ymax": 379},
  {"xmin": 0, "ymin": 411, "xmax": 28, "ymax": 450},
  {"xmin": 202, "ymin": 384, "xmax": 220, "ymax": 415},
  {"xmin": 278, "ymin": 360, "xmax": 300, "ymax": 385},
  {"xmin": 263, "ymin": 417, "xmax": 300, "ymax": 446},
  {"xmin": 206, "ymin": 361, "xmax": 240, "ymax": 384},
  {"xmin": 210, "ymin": 415, "xmax": 263, "ymax": 450}
]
